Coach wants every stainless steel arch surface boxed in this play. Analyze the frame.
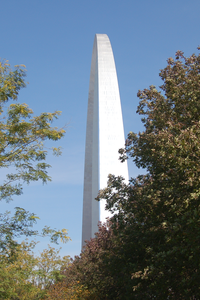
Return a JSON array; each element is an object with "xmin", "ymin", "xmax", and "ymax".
[{"xmin": 82, "ymin": 34, "xmax": 129, "ymax": 247}]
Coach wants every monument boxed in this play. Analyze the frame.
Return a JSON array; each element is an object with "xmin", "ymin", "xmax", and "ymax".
[{"xmin": 82, "ymin": 34, "xmax": 129, "ymax": 247}]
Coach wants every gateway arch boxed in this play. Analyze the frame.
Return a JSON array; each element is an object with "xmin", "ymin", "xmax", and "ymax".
[{"xmin": 82, "ymin": 34, "xmax": 129, "ymax": 247}]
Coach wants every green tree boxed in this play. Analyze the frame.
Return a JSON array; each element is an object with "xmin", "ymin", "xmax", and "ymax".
[
  {"xmin": 33, "ymin": 244, "xmax": 70, "ymax": 290},
  {"xmin": 0, "ymin": 60, "xmax": 70, "ymax": 298},
  {"xmin": 0, "ymin": 60, "xmax": 65, "ymax": 202},
  {"xmin": 101, "ymin": 47, "xmax": 200, "ymax": 298},
  {"xmin": 0, "ymin": 59, "xmax": 69, "ymax": 247},
  {"xmin": 0, "ymin": 207, "xmax": 70, "ymax": 256},
  {"xmin": 0, "ymin": 240, "xmax": 70, "ymax": 299}
]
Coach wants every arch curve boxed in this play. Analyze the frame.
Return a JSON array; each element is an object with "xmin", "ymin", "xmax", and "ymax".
[{"xmin": 82, "ymin": 34, "xmax": 129, "ymax": 247}]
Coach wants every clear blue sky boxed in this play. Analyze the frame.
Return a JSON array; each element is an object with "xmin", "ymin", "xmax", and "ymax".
[{"xmin": 1, "ymin": 0, "xmax": 200, "ymax": 257}]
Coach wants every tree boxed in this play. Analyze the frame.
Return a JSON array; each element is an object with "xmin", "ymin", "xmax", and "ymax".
[
  {"xmin": 0, "ymin": 240, "xmax": 71, "ymax": 299},
  {"xmin": 46, "ymin": 281, "xmax": 91, "ymax": 300},
  {"xmin": 0, "ymin": 240, "xmax": 40, "ymax": 300},
  {"xmin": 61, "ymin": 47, "xmax": 200, "ymax": 299},
  {"xmin": 0, "ymin": 60, "xmax": 65, "ymax": 202},
  {"xmin": 0, "ymin": 207, "xmax": 70, "ymax": 256},
  {"xmin": 33, "ymin": 244, "xmax": 70, "ymax": 290},
  {"xmin": 101, "ymin": 47, "xmax": 200, "ymax": 298},
  {"xmin": 0, "ymin": 59, "xmax": 69, "ymax": 245},
  {"xmin": 63, "ymin": 223, "xmax": 117, "ymax": 299},
  {"xmin": 0, "ymin": 60, "xmax": 70, "ymax": 298}
]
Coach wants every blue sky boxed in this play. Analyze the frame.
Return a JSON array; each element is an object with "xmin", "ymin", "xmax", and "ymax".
[{"xmin": 1, "ymin": 0, "xmax": 200, "ymax": 257}]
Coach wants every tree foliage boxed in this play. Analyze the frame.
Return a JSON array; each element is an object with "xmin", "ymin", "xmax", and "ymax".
[
  {"xmin": 0, "ymin": 60, "xmax": 65, "ymax": 202},
  {"xmin": 46, "ymin": 281, "xmax": 91, "ymax": 300},
  {"xmin": 0, "ymin": 59, "xmax": 69, "ymax": 246},
  {"xmin": 60, "ymin": 47, "xmax": 200, "ymax": 299},
  {"xmin": 115, "ymin": 48, "xmax": 200, "ymax": 298},
  {"xmin": 0, "ymin": 60, "xmax": 70, "ymax": 298},
  {"xmin": 33, "ymin": 244, "xmax": 70, "ymax": 290},
  {"xmin": 0, "ymin": 207, "xmax": 70, "ymax": 256},
  {"xmin": 63, "ymin": 222, "xmax": 134, "ymax": 299},
  {"xmin": 0, "ymin": 241, "xmax": 70, "ymax": 299},
  {"xmin": 0, "ymin": 241, "xmax": 40, "ymax": 300}
]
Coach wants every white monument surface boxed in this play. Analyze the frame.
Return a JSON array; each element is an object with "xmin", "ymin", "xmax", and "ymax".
[{"xmin": 82, "ymin": 34, "xmax": 129, "ymax": 247}]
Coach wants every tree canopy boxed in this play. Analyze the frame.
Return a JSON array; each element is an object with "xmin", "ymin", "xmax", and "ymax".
[
  {"xmin": 0, "ymin": 241, "xmax": 70, "ymax": 299},
  {"xmin": 0, "ymin": 60, "xmax": 69, "ymax": 245},
  {"xmin": 0, "ymin": 60, "xmax": 70, "ymax": 299},
  {"xmin": 0, "ymin": 60, "xmax": 65, "ymax": 202}
]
